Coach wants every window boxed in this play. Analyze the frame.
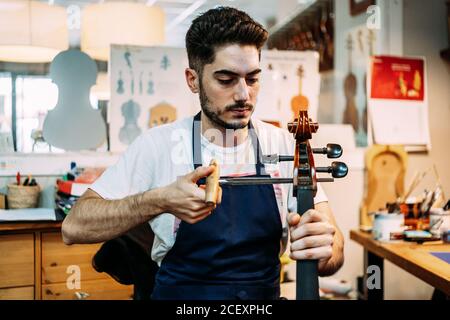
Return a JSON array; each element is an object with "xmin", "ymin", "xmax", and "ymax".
[{"xmin": 0, "ymin": 73, "xmax": 104, "ymax": 153}]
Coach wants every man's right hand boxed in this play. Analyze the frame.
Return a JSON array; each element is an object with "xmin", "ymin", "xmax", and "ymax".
[{"xmin": 159, "ymin": 166, "xmax": 222, "ymax": 224}]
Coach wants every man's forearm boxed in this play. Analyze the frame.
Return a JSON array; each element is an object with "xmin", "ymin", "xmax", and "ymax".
[{"xmin": 61, "ymin": 188, "xmax": 165, "ymax": 245}]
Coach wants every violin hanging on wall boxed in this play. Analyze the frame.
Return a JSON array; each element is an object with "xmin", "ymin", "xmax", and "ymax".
[
  {"xmin": 43, "ymin": 49, "xmax": 106, "ymax": 151},
  {"xmin": 290, "ymin": 65, "xmax": 309, "ymax": 118},
  {"xmin": 342, "ymin": 34, "xmax": 359, "ymax": 132}
]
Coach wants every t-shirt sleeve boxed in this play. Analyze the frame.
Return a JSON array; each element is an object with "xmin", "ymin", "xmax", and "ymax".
[{"xmin": 90, "ymin": 134, "xmax": 155, "ymax": 200}]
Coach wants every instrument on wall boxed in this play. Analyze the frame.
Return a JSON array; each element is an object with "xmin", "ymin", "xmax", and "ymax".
[
  {"xmin": 343, "ymin": 34, "xmax": 359, "ymax": 132},
  {"xmin": 291, "ymin": 65, "xmax": 309, "ymax": 118},
  {"xmin": 319, "ymin": 2, "xmax": 334, "ymax": 71},
  {"xmin": 267, "ymin": 0, "xmax": 334, "ymax": 72},
  {"xmin": 363, "ymin": 30, "xmax": 376, "ymax": 134},
  {"xmin": 119, "ymin": 99, "xmax": 142, "ymax": 145},
  {"xmin": 43, "ymin": 49, "xmax": 106, "ymax": 151},
  {"xmin": 360, "ymin": 145, "xmax": 407, "ymax": 230},
  {"xmin": 205, "ymin": 109, "xmax": 348, "ymax": 300},
  {"xmin": 116, "ymin": 71, "xmax": 124, "ymax": 94}
]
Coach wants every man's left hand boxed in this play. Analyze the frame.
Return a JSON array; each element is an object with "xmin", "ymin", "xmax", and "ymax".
[{"xmin": 288, "ymin": 209, "xmax": 335, "ymax": 262}]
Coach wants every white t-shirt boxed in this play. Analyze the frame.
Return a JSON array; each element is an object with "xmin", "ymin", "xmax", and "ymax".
[{"xmin": 90, "ymin": 116, "xmax": 328, "ymax": 265}]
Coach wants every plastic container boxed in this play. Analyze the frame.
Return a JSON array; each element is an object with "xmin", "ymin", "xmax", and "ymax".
[
  {"xmin": 372, "ymin": 212, "xmax": 404, "ymax": 241},
  {"xmin": 429, "ymin": 208, "xmax": 450, "ymax": 237}
]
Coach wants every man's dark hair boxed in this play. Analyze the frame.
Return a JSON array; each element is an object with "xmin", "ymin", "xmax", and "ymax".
[{"xmin": 185, "ymin": 7, "xmax": 268, "ymax": 74}]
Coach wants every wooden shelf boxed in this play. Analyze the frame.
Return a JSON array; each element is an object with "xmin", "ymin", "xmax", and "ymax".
[{"xmin": 268, "ymin": 0, "xmax": 319, "ymax": 39}]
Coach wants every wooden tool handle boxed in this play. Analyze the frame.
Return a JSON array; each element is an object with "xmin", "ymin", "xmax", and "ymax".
[{"xmin": 205, "ymin": 159, "xmax": 220, "ymax": 206}]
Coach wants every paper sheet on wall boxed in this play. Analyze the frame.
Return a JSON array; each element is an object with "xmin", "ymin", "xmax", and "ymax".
[
  {"xmin": 367, "ymin": 55, "xmax": 431, "ymax": 151},
  {"xmin": 256, "ymin": 50, "xmax": 320, "ymax": 129},
  {"xmin": 109, "ymin": 45, "xmax": 198, "ymax": 152}
]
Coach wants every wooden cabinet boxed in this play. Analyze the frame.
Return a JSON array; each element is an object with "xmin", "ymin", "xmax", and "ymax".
[
  {"xmin": 42, "ymin": 279, "xmax": 133, "ymax": 300},
  {"xmin": 0, "ymin": 286, "xmax": 34, "ymax": 300},
  {"xmin": 0, "ymin": 224, "xmax": 133, "ymax": 300},
  {"xmin": 40, "ymin": 232, "xmax": 133, "ymax": 300},
  {"xmin": 0, "ymin": 234, "xmax": 34, "ymax": 299}
]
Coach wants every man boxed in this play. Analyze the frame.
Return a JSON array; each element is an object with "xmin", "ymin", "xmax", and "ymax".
[{"xmin": 62, "ymin": 7, "xmax": 344, "ymax": 300}]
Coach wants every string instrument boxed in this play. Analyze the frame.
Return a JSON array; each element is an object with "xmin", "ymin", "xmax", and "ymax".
[
  {"xmin": 363, "ymin": 30, "xmax": 376, "ymax": 134},
  {"xmin": 205, "ymin": 110, "xmax": 348, "ymax": 300},
  {"xmin": 117, "ymin": 71, "xmax": 124, "ymax": 94},
  {"xmin": 124, "ymin": 51, "xmax": 134, "ymax": 95},
  {"xmin": 119, "ymin": 99, "xmax": 142, "ymax": 145},
  {"xmin": 290, "ymin": 66, "xmax": 309, "ymax": 118},
  {"xmin": 43, "ymin": 49, "xmax": 106, "ymax": 151},
  {"xmin": 147, "ymin": 72, "xmax": 154, "ymax": 95},
  {"xmin": 343, "ymin": 34, "xmax": 359, "ymax": 132},
  {"xmin": 319, "ymin": 3, "xmax": 334, "ymax": 70}
]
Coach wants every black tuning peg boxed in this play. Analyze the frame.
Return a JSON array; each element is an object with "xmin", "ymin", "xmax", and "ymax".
[
  {"xmin": 312, "ymin": 144, "xmax": 343, "ymax": 158},
  {"xmin": 316, "ymin": 161, "xmax": 348, "ymax": 178}
]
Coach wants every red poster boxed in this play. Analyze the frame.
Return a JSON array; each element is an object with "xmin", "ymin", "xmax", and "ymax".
[{"xmin": 370, "ymin": 56, "xmax": 425, "ymax": 101}]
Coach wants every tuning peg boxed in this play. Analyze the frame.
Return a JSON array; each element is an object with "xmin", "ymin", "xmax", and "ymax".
[
  {"xmin": 316, "ymin": 161, "xmax": 348, "ymax": 178},
  {"xmin": 262, "ymin": 154, "xmax": 294, "ymax": 164},
  {"xmin": 312, "ymin": 144, "xmax": 343, "ymax": 158}
]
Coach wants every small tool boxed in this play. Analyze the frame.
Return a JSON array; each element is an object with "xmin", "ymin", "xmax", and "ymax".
[{"xmin": 205, "ymin": 159, "xmax": 220, "ymax": 206}]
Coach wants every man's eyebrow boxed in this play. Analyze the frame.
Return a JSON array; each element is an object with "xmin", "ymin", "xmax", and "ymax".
[{"xmin": 213, "ymin": 69, "xmax": 262, "ymax": 77}]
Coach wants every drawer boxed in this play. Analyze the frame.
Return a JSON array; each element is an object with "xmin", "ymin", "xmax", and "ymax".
[
  {"xmin": 0, "ymin": 234, "xmax": 34, "ymax": 288},
  {"xmin": 42, "ymin": 232, "xmax": 109, "ymax": 284},
  {"xmin": 42, "ymin": 278, "xmax": 133, "ymax": 300},
  {"xmin": 0, "ymin": 286, "xmax": 34, "ymax": 300}
]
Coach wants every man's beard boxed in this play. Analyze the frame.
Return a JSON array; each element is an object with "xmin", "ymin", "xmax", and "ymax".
[{"xmin": 199, "ymin": 81, "xmax": 254, "ymax": 130}]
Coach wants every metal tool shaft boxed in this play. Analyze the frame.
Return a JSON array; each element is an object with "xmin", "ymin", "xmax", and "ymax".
[
  {"xmin": 218, "ymin": 177, "xmax": 334, "ymax": 186},
  {"xmin": 218, "ymin": 178, "xmax": 293, "ymax": 185}
]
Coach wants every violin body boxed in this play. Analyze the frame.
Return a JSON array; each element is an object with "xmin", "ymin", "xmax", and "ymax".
[
  {"xmin": 291, "ymin": 95, "xmax": 309, "ymax": 115},
  {"xmin": 291, "ymin": 66, "xmax": 309, "ymax": 117},
  {"xmin": 343, "ymin": 72, "xmax": 359, "ymax": 132},
  {"xmin": 119, "ymin": 99, "xmax": 142, "ymax": 145},
  {"xmin": 43, "ymin": 49, "xmax": 106, "ymax": 151}
]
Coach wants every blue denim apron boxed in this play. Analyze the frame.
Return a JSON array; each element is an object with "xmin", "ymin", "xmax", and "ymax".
[{"xmin": 151, "ymin": 112, "xmax": 282, "ymax": 300}]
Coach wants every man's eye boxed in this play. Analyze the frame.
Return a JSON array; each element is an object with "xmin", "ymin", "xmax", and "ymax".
[
  {"xmin": 246, "ymin": 78, "xmax": 259, "ymax": 85},
  {"xmin": 218, "ymin": 79, "xmax": 234, "ymax": 85}
]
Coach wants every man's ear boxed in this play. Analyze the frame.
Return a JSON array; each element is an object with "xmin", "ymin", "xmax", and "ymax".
[{"xmin": 185, "ymin": 68, "xmax": 199, "ymax": 93}]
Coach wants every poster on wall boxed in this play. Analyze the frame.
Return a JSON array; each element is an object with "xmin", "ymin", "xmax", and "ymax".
[
  {"xmin": 109, "ymin": 45, "xmax": 198, "ymax": 152},
  {"xmin": 367, "ymin": 55, "xmax": 430, "ymax": 151},
  {"xmin": 256, "ymin": 50, "xmax": 320, "ymax": 129}
]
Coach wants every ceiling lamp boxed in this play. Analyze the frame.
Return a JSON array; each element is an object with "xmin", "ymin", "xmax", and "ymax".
[
  {"xmin": 81, "ymin": 2, "xmax": 165, "ymax": 61},
  {"xmin": 0, "ymin": 0, "xmax": 69, "ymax": 63}
]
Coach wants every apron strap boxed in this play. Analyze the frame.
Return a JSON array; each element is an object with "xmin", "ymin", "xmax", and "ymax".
[{"xmin": 192, "ymin": 111, "xmax": 265, "ymax": 175}]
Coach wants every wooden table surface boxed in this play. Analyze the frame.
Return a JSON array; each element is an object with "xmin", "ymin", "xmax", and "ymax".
[{"xmin": 350, "ymin": 229, "xmax": 450, "ymax": 296}]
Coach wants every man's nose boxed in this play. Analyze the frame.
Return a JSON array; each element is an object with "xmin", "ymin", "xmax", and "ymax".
[{"xmin": 233, "ymin": 78, "xmax": 250, "ymax": 102}]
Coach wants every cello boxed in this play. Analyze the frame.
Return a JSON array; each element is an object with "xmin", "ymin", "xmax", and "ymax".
[{"xmin": 205, "ymin": 109, "xmax": 348, "ymax": 300}]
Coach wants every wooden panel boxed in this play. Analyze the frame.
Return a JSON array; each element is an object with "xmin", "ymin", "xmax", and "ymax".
[
  {"xmin": 0, "ymin": 234, "xmax": 34, "ymax": 288},
  {"xmin": 34, "ymin": 232, "xmax": 42, "ymax": 300},
  {"xmin": 42, "ymin": 279, "xmax": 133, "ymax": 300},
  {"xmin": 41, "ymin": 232, "xmax": 109, "ymax": 284},
  {"xmin": 0, "ymin": 286, "xmax": 34, "ymax": 300}
]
